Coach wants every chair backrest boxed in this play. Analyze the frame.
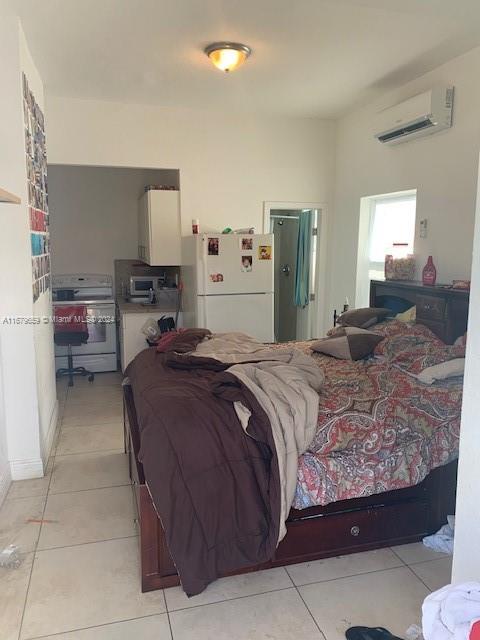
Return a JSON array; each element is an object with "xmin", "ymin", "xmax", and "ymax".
[
  {"xmin": 54, "ymin": 305, "xmax": 88, "ymax": 334},
  {"xmin": 54, "ymin": 305, "xmax": 89, "ymax": 346}
]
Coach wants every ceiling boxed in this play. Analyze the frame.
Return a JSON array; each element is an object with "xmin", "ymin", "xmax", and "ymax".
[{"xmin": 5, "ymin": 0, "xmax": 480, "ymax": 117}]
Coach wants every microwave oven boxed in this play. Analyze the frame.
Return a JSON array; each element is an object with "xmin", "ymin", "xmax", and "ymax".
[{"xmin": 129, "ymin": 275, "xmax": 166, "ymax": 296}]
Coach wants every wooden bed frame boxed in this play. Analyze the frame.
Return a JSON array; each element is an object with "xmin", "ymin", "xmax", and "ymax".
[
  {"xmin": 124, "ymin": 384, "xmax": 457, "ymax": 592},
  {"xmin": 125, "ymin": 279, "xmax": 467, "ymax": 592}
]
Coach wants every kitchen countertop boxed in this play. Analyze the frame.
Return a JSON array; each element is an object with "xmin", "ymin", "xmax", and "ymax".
[{"xmin": 116, "ymin": 298, "xmax": 180, "ymax": 314}]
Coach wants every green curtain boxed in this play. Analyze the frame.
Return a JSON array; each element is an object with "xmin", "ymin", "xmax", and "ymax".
[{"xmin": 294, "ymin": 211, "xmax": 313, "ymax": 307}]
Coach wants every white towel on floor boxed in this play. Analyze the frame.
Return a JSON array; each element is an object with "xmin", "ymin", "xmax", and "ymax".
[
  {"xmin": 423, "ymin": 515, "xmax": 455, "ymax": 555},
  {"xmin": 422, "ymin": 582, "xmax": 480, "ymax": 640}
]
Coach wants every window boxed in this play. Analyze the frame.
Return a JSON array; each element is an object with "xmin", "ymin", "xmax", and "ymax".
[
  {"xmin": 368, "ymin": 193, "xmax": 416, "ymax": 281},
  {"xmin": 355, "ymin": 190, "xmax": 417, "ymax": 308}
]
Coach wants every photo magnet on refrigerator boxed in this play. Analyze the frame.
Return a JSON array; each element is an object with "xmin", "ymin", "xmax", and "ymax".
[
  {"xmin": 208, "ymin": 237, "xmax": 219, "ymax": 255},
  {"xmin": 258, "ymin": 245, "xmax": 272, "ymax": 260},
  {"xmin": 241, "ymin": 256, "xmax": 253, "ymax": 272}
]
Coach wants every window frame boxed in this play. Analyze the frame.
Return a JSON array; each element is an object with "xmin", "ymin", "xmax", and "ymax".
[{"xmin": 367, "ymin": 192, "xmax": 417, "ymax": 279}]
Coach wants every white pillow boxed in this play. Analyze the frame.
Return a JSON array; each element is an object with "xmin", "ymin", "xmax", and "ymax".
[{"xmin": 417, "ymin": 358, "xmax": 465, "ymax": 385}]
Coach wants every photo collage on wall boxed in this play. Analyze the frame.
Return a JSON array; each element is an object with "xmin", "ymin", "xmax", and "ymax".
[{"xmin": 23, "ymin": 72, "xmax": 50, "ymax": 303}]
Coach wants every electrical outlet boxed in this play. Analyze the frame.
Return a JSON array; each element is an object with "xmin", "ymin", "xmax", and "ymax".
[{"xmin": 419, "ymin": 218, "xmax": 428, "ymax": 238}]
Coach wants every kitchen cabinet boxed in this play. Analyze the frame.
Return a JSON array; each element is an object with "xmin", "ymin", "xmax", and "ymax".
[
  {"xmin": 118, "ymin": 307, "xmax": 183, "ymax": 371},
  {"xmin": 138, "ymin": 190, "xmax": 181, "ymax": 266}
]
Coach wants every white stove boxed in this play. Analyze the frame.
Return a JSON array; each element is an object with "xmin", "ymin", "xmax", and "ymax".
[{"xmin": 52, "ymin": 274, "xmax": 117, "ymax": 372}]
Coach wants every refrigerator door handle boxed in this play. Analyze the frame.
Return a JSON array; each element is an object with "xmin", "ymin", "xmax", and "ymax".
[
  {"xmin": 202, "ymin": 292, "xmax": 272, "ymax": 296},
  {"xmin": 200, "ymin": 235, "xmax": 208, "ymax": 296}
]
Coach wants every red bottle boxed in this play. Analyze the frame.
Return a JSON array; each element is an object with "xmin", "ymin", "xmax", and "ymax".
[
  {"xmin": 470, "ymin": 621, "xmax": 480, "ymax": 640},
  {"xmin": 422, "ymin": 255, "xmax": 437, "ymax": 286}
]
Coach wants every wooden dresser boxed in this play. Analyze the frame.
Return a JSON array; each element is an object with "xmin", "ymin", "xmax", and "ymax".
[{"xmin": 370, "ymin": 279, "xmax": 469, "ymax": 344}]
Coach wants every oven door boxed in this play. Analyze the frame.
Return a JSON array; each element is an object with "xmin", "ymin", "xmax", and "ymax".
[{"xmin": 54, "ymin": 304, "xmax": 116, "ymax": 356}]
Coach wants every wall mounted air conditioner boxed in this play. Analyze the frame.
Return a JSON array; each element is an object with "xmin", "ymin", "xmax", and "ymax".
[{"xmin": 374, "ymin": 87, "xmax": 454, "ymax": 144}]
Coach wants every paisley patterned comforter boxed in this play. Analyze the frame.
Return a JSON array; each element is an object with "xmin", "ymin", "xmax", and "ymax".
[{"xmin": 272, "ymin": 321, "xmax": 465, "ymax": 509}]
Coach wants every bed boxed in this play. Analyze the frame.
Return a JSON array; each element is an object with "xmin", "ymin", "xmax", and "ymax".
[{"xmin": 124, "ymin": 281, "xmax": 468, "ymax": 593}]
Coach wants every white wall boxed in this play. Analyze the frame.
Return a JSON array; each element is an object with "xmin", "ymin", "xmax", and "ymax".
[
  {"xmin": 0, "ymin": 18, "xmax": 55, "ymax": 493},
  {"xmin": 48, "ymin": 165, "xmax": 179, "ymax": 279},
  {"xmin": 452, "ymin": 154, "xmax": 480, "ymax": 583},
  {"xmin": 0, "ymin": 340, "xmax": 9, "ymax": 502},
  {"xmin": 330, "ymin": 46, "xmax": 480, "ymax": 315},
  {"xmin": 45, "ymin": 98, "xmax": 336, "ymax": 238},
  {"xmin": 0, "ymin": 20, "xmax": 21, "ymax": 502},
  {"xmin": 0, "ymin": 18, "xmax": 42, "ymax": 487},
  {"xmin": 19, "ymin": 26, "xmax": 58, "ymax": 463}
]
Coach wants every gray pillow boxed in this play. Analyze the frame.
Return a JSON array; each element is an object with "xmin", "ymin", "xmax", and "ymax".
[
  {"xmin": 337, "ymin": 307, "xmax": 390, "ymax": 329},
  {"xmin": 311, "ymin": 327, "xmax": 383, "ymax": 360}
]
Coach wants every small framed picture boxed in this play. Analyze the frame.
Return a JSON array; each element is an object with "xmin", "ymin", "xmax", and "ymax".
[
  {"xmin": 241, "ymin": 255, "xmax": 253, "ymax": 272},
  {"xmin": 241, "ymin": 238, "xmax": 253, "ymax": 251},
  {"xmin": 208, "ymin": 237, "xmax": 219, "ymax": 256},
  {"xmin": 258, "ymin": 245, "xmax": 272, "ymax": 260}
]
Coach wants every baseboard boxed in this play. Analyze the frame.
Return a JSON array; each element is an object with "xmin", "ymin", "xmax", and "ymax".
[
  {"xmin": 0, "ymin": 462, "xmax": 12, "ymax": 506},
  {"xmin": 10, "ymin": 457, "xmax": 44, "ymax": 481},
  {"xmin": 41, "ymin": 399, "xmax": 59, "ymax": 464}
]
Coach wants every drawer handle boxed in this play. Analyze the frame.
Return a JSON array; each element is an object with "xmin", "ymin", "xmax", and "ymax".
[{"xmin": 350, "ymin": 525, "xmax": 360, "ymax": 537}]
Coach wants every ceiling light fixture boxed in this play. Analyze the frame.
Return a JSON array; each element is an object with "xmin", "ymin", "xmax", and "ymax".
[{"xmin": 204, "ymin": 42, "xmax": 251, "ymax": 73}]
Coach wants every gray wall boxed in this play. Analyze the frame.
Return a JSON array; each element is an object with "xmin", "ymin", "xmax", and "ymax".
[{"xmin": 48, "ymin": 165, "xmax": 179, "ymax": 279}]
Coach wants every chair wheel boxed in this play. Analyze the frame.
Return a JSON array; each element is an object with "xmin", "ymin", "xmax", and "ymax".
[{"xmin": 88, "ymin": 374, "xmax": 94, "ymax": 382}]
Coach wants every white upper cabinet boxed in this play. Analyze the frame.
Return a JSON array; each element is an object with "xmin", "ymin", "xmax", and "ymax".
[{"xmin": 138, "ymin": 190, "xmax": 181, "ymax": 266}]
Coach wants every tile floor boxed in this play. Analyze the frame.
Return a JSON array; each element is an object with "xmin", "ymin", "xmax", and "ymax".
[{"xmin": 0, "ymin": 372, "xmax": 452, "ymax": 640}]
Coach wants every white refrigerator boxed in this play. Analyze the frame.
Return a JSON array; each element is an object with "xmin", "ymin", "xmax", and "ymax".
[{"xmin": 181, "ymin": 233, "xmax": 274, "ymax": 342}]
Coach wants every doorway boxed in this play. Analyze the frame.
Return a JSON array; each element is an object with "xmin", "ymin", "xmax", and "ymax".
[{"xmin": 264, "ymin": 202, "xmax": 326, "ymax": 342}]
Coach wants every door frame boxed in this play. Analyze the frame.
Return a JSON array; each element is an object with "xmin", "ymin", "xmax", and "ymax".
[{"xmin": 263, "ymin": 201, "xmax": 328, "ymax": 339}]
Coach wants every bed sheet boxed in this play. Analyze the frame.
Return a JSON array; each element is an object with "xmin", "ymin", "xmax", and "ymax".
[{"xmin": 270, "ymin": 321, "xmax": 463, "ymax": 509}]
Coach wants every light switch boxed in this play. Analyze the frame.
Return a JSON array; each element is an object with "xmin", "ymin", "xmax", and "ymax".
[{"xmin": 419, "ymin": 218, "xmax": 428, "ymax": 238}]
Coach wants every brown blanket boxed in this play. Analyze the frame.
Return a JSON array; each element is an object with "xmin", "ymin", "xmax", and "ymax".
[{"xmin": 126, "ymin": 348, "xmax": 280, "ymax": 596}]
